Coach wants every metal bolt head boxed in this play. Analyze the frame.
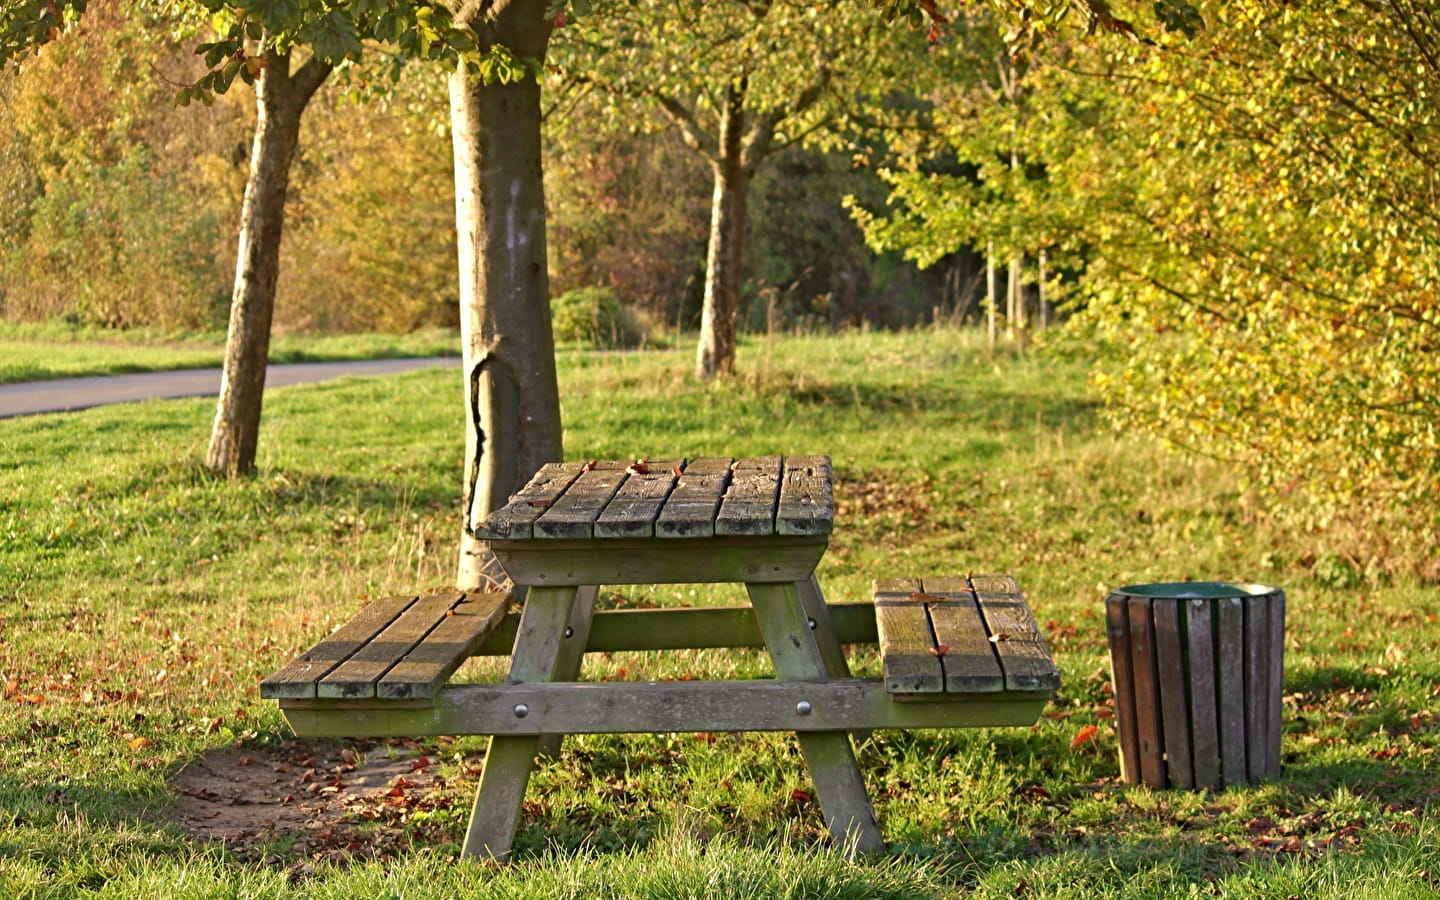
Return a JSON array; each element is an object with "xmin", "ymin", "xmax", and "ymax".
[
  {"xmin": 564, "ymin": 626, "xmax": 574, "ymax": 639},
  {"xmin": 796, "ymin": 700, "xmax": 813, "ymax": 716},
  {"xmin": 513, "ymin": 703, "xmax": 530, "ymax": 719}
]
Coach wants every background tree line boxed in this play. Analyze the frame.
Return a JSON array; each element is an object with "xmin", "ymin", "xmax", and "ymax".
[
  {"xmin": 3, "ymin": 0, "xmax": 1434, "ymax": 575},
  {"xmin": 0, "ymin": 0, "xmax": 960, "ymax": 340}
]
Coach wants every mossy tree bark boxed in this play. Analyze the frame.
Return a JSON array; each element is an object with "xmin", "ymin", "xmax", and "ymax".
[
  {"xmin": 205, "ymin": 50, "xmax": 330, "ymax": 477},
  {"xmin": 449, "ymin": 0, "xmax": 563, "ymax": 589},
  {"xmin": 694, "ymin": 82, "xmax": 750, "ymax": 381}
]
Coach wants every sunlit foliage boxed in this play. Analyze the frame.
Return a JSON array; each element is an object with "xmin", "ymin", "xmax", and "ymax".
[{"xmin": 861, "ymin": 2, "xmax": 1440, "ymax": 571}]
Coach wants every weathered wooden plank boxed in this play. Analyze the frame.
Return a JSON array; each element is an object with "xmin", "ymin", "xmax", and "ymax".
[
  {"xmin": 971, "ymin": 575, "xmax": 1060, "ymax": 693},
  {"xmin": 873, "ymin": 577, "xmax": 944, "ymax": 694},
  {"xmin": 1264, "ymin": 590, "xmax": 1286, "ymax": 779},
  {"xmin": 655, "ymin": 458, "xmax": 732, "ymax": 538},
  {"xmin": 376, "ymin": 591, "xmax": 511, "ymax": 700},
  {"xmin": 1186, "ymin": 597, "xmax": 1222, "ymax": 790},
  {"xmin": 281, "ymin": 678, "xmax": 1054, "ymax": 739},
  {"xmin": 715, "ymin": 456, "xmax": 782, "ymax": 536},
  {"xmin": 921, "ymin": 576, "xmax": 1005, "ymax": 694},
  {"xmin": 748, "ymin": 580, "xmax": 883, "ymax": 855},
  {"xmin": 1152, "ymin": 597, "xmax": 1195, "ymax": 789},
  {"xmin": 534, "ymin": 467, "xmax": 629, "ymax": 539},
  {"xmin": 1215, "ymin": 595, "xmax": 1247, "ymax": 787},
  {"xmin": 1127, "ymin": 596, "xmax": 1166, "ymax": 788},
  {"xmin": 491, "ymin": 535, "xmax": 827, "ymax": 586},
  {"xmin": 260, "ymin": 594, "xmax": 416, "ymax": 700},
  {"xmin": 472, "ymin": 602, "xmax": 880, "ymax": 656},
  {"xmin": 318, "ymin": 592, "xmax": 461, "ymax": 699},
  {"xmin": 1105, "ymin": 594, "xmax": 1142, "ymax": 784},
  {"xmin": 594, "ymin": 460, "xmax": 683, "ymax": 538},
  {"xmin": 776, "ymin": 455, "xmax": 833, "ymax": 537},
  {"xmin": 1243, "ymin": 592, "xmax": 1273, "ymax": 781},
  {"xmin": 681, "ymin": 457, "xmax": 734, "ymax": 474},
  {"xmin": 474, "ymin": 462, "xmax": 588, "ymax": 540}
]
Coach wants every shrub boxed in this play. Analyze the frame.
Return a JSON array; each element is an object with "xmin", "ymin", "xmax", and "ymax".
[{"xmin": 551, "ymin": 286, "xmax": 643, "ymax": 349}]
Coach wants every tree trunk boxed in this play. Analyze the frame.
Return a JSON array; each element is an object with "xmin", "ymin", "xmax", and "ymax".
[
  {"xmin": 1009, "ymin": 253, "xmax": 1025, "ymax": 335},
  {"xmin": 1038, "ymin": 249, "xmax": 1049, "ymax": 331},
  {"xmin": 986, "ymin": 241, "xmax": 998, "ymax": 350},
  {"xmin": 450, "ymin": 8, "xmax": 562, "ymax": 589},
  {"xmin": 205, "ymin": 52, "xmax": 330, "ymax": 476},
  {"xmin": 694, "ymin": 82, "xmax": 750, "ymax": 381}
]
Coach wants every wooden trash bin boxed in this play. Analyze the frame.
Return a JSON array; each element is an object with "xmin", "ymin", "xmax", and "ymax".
[{"xmin": 1104, "ymin": 583, "xmax": 1285, "ymax": 790}]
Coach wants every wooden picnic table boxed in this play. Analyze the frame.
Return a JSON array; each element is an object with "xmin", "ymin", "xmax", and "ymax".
[{"xmin": 263, "ymin": 454, "xmax": 1058, "ymax": 861}]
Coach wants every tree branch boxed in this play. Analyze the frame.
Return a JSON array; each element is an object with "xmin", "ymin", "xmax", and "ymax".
[
  {"xmin": 739, "ymin": 56, "xmax": 830, "ymax": 170},
  {"xmin": 291, "ymin": 54, "xmax": 333, "ymax": 107},
  {"xmin": 651, "ymin": 91, "xmax": 718, "ymax": 165}
]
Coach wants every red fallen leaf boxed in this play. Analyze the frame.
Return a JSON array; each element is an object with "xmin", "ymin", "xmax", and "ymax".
[
  {"xmin": 1025, "ymin": 785, "xmax": 1052, "ymax": 799},
  {"xmin": 672, "ymin": 464, "xmax": 684, "ymax": 478},
  {"xmin": 627, "ymin": 462, "xmax": 650, "ymax": 475},
  {"xmin": 1095, "ymin": 709, "xmax": 1115, "ymax": 720},
  {"xmin": 22, "ymin": 694, "xmax": 45, "ymax": 705},
  {"xmin": 928, "ymin": 644, "xmax": 950, "ymax": 657},
  {"xmin": 583, "ymin": 460, "xmax": 597, "ymax": 472},
  {"xmin": 393, "ymin": 776, "xmax": 414, "ymax": 789},
  {"xmin": 989, "ymin": 632, "xmax": 1012, "ymax": 643},
  {"xmin": 790, "ymin": 789, "xmax": 813, "ymax": 803},
  {"xmin": 444, "ymin": 609, "xmax": 456, "ymax": 617},
  {"xmin": 386, "ymin": 786, "xmax": 407, "ymax": 798},
  {"xmin": 1043, "ymin": 710, "xmax": 1075, "ymax": 720},
  {"xmin": 236, "ymin": 754, "xmax": 255, "ymax": 765},
  {"xmin": 1246, "ymin": 816, "xmax": 1277, "ymax": 836},
  {"xmin": 908, "ymin": 592, "xmax": 946, "ymax": 604},
  {"xmin": 410, "ymin": 755, "xmax": 432, "ymax": 773},
  {"xmin": 1373, "ymin": 747, "xmax": 1402, "ymax": 760},
  {"xmin": 526, "ymin": 499, "xmax": 550, "ymax": 508},
  {"xmin": 552, "ymin": 11, "xmax": 567, "ymax": 26},
  {"xmin": 1071, "ymin": 725, "xmax": 1100, "ymax": 749}
]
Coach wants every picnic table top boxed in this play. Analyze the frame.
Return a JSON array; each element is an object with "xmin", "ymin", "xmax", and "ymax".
[{"xmin": 475, "ymin": 454, "xmax": 833, "ymax": 542}]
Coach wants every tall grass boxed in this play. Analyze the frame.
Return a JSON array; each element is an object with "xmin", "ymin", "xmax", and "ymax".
[{"xmin": 1, "ymin": 327, "xmax": 1436, "ymax": 898}]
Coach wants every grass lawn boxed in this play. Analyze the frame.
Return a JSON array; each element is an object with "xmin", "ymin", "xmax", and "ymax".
[
  {"xmin": 0, "ymin": 320, "xmax": 460, "ymax": 385},
  {"xmin": 1, "ymin": 327, "xmax": 1436, "ymax": 898}
]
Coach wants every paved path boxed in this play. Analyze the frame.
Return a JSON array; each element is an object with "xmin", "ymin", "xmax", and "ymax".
[{"xmin": 0, "ymin": 357, "xmax": 460, "ymax": 419}]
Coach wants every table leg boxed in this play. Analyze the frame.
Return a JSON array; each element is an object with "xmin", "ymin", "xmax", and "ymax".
[
  {"xmin": 536, "ymin": 584, "xmax": 598, "ymax": 759},
  {"xmin": 462, "ymin": 584, "xmax": 580, "ymax": 861},
  {"xmin": 798, "ymin": 575, "xmax": 852, "ymax": 679},
  {"xmin": 747, "ymin": 581, "xmax": 883, "ymax": 855}
]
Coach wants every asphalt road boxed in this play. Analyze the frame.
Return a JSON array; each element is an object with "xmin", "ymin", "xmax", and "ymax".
[{"xmin": 0, "ymin": 357, "xmax": 461, "ymax": 419}]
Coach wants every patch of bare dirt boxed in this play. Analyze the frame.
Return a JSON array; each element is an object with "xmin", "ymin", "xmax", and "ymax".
[{"xmin": 170, "ymin": 739, "xmax": 459, "ymax": 863}]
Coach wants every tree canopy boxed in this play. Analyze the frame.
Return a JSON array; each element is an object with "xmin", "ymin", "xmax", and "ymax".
[{"xmin": 859, "ymin": 1, "xmax": 1440, "ymax": 570}]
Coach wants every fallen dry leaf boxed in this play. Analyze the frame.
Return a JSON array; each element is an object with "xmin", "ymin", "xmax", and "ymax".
[
  {"xmin": 928, "ymin": 644, "xmax": 950, "ymax": 657},
  {"xmin": 1070, "ymin": 725, "xmax": 1100, "ymax": 749},
  {"xmin": 989, "ymin": 632, "xmax": 1012, "ymax": 643},
  {"xmin": 908, "ymin": 592, "xmax": 947, "ymax": 604}
]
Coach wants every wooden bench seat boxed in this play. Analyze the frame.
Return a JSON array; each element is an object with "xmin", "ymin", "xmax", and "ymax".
[
  {"xmin": 874, "ymin": 575, "xmax": 1059, "ymax": 699},
  {"xmin": 260, "ymin": 589, "xmax": 511, "ymax": 704}
]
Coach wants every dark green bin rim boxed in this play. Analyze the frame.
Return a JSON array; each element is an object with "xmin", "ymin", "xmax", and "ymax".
[{"xmin": 1111, "ymin": 582, "xmax": 1279, "ymax": 600}]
